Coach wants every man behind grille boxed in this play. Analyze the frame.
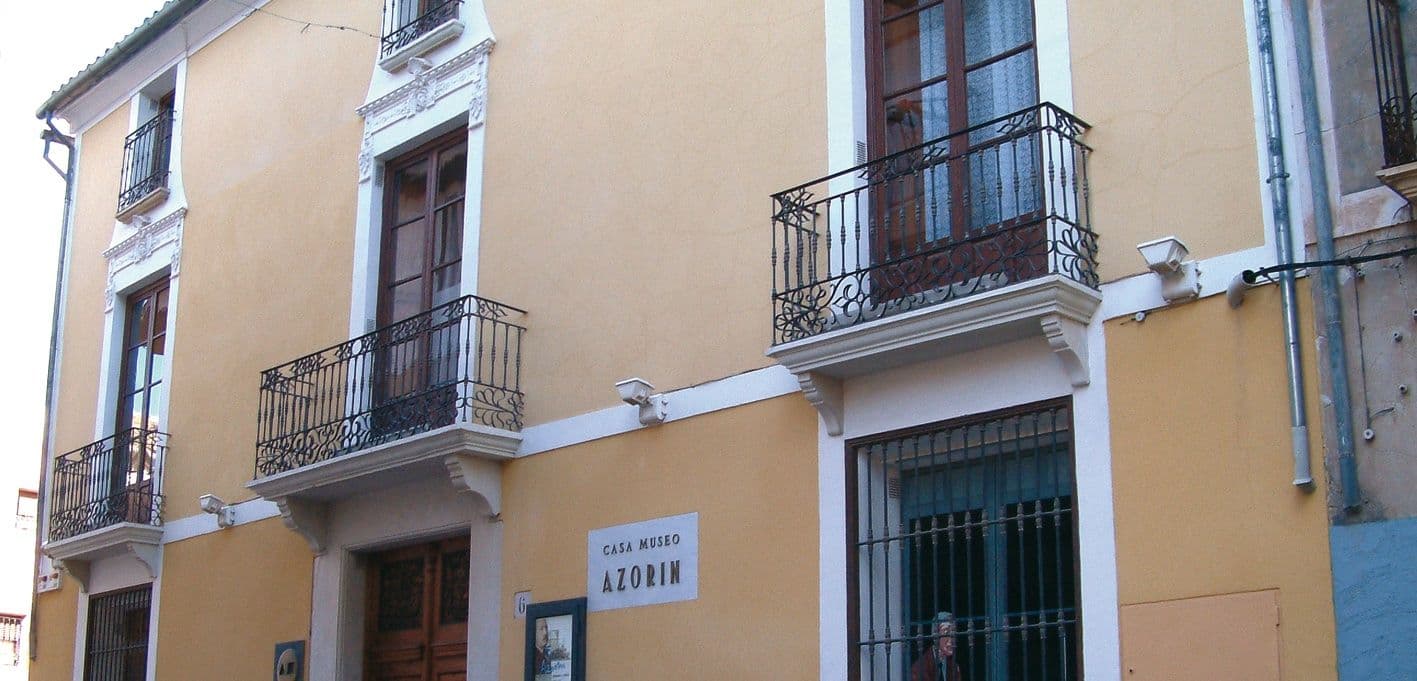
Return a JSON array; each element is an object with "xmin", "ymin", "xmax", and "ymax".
[{"xmin": 911, "ymin": 611, "xmax": 962, "ymax": 681}]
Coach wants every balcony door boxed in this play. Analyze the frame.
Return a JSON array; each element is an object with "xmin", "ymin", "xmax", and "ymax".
[
  {"xmin": 113, "ymin": 279, "xmax": 168, "ymax": 524},
  {"xmin": 375, "ymin": 132, "xmax": 468, "ymax": 434},
  {"xmin": 866, "ymin": 0, "xmax": 1041, "ymax": 294},
  {"xmin": 365, "ymin": 537, "xmax": 470, "ymax": 681}
]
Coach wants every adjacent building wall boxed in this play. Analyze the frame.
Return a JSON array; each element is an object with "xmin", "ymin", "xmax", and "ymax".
[{"xmin": 1107, "ymin": 287, "xmax": 1337, "ymax": 681}]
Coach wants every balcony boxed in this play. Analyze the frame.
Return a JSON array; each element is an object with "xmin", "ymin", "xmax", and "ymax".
[
  {"xmin": 43, "ymin": 428, "xmax": 166, "ymax": 589},
  {"xmin": 767, "ymin": 104, "xmax": 1101, "ymax": 434},
  {"xmin": 116, "ymin": 108, "xmax": 174, "ymax": 222},
  {"xmin": 1370, "ymin": 0, "xmax": 1417, "ymax": 201},
  {"xmin": 378, "ymin": 0, "xmax": 464, "ymax": 71},
  {"xmin": 248, "ymin": 295, "xmax": 525, "ymax": 551}
]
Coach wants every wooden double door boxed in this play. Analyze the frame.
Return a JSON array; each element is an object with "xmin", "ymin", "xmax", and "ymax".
[{"xmin": 366, "ymin": 537, "xmax": 471, "ymax": 681}]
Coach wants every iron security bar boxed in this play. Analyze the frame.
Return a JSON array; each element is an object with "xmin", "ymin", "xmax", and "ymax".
[
  {"xmin": 256, "ymin": 294, "xmax": 526, "ymax": 477},
  {"xmin": 48, "ymin": 429, "xmax": 166, "ymax": 542},
  {"xmin": 382, "ymin": 0, "xmax": 461, "ymax": 57},
  {"xmin": 1369, "ymin": 0, "xmax": 1417, "ymax": 167},
  {"xmin": 770, "ymin": 103, "xmax": 1097, "ymax": 345},
  {"xmin": 117, "ymin": 109, "xmax": 173, "ymax": 212},
  {"xmin": 851, "ymin": 402, "xmax": 1078, "ymax": 681},
  {"xmin": 84, "ymin": 587, "xmax": 151, "ymax": 681}
]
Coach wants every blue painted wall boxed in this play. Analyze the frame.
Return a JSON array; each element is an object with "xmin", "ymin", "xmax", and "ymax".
[{"xmin": 1331, "ymin": 517, "xmax": 1417, "ymax": 681}]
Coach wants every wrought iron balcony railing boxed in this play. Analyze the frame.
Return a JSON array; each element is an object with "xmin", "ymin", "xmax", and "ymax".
[
  {"xmin": 770, "ymin": 103, "xmax": 1097, "ymax": 345},
  {"xmin": 117, "ymin": 109, "xmax": 174, "ymax": 213},
  {"xmin": 48, "ymin": 428, "xmax": 166, "ymax": 542},
  {"xmin": 381, "ymin": 0, "xmax": 461, "ymax": 58},
  {"xmin": 1370, "ymin": 0, "xmax": 1417, "ymax": 167},
  {"xmin": 256, "ymin": 295, "xmax": 525, "ymax": 478}
]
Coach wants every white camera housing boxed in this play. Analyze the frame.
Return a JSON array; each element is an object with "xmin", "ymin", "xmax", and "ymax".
[
  {"xmin": 615, "ymin": 377, "xmax": 668, "ymax": 426},
  {"xmin": 198, "ymin": 494, "xmax": 236, "ymax": 527},
  {"xmin": 1136, "ymin": 236, "xmax": 1200, "ymax": 303}
]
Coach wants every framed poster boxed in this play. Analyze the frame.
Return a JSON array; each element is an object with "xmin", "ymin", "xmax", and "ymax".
[{"xmin": 524, "ymin": 598, "xmax": 587, "ymax": 681}]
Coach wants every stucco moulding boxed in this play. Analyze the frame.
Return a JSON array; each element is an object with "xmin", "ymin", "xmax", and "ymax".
[
  {"xmin": 247, "ymin": 423, "xmax": 520, "ymax": 552},
  {"xmin": 43, "ymin": 523, "xmax": 164, "ymax": 591},
  {"xmin": 357, "ymin": 38, "xmax": 493, "ymax": 139},
  {"xmin": 104, "ymin": 207, "xmax": 186, "ymax": 310},
  {"xmin": 766, "ymin": 275, "xmax": 1102, "ymax": 435}
]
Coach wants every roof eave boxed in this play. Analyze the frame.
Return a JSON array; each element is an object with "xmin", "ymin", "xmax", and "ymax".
[{"xmin": 35, "ymin": 0, "xmax": 208, "ymax": 120}]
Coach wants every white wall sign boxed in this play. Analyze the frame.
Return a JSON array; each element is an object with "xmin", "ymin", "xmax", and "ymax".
[{"xmin": 587, "ymin": 512, "xmax": 698, "ymax": 612}]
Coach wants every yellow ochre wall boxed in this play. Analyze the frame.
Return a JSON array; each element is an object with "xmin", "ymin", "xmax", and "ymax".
[
  {"xmin": 161, "ymin": 0, "xmax": 373, "ymax": 517},
  {"xmin": 1070, "ymin": 1, "xmax": 1267, "ymax": 282},
  {"xmin": 26, "ymin": 583, "xmax": 78, "ymax": 681},
  {"xmin": 153, "ymin": 519, "xmax": 314, "ymax": 681},
  {"xmin": 477, "ymin": 0, "xmax": 828, "ymax": 424},
  {"xmin": 498, "ymin": 395, "xmax": 820, "ymax": 680},
  {"xmin": 1106, "ymin": 287, "xmax": 1336, "ymax": 680},
  {"xmin": 51, "ymin": 101, "xmax": 131, "ymax": 459}
]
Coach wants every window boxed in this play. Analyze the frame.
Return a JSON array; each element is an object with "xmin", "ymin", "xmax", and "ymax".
[
  {"xmin": 865, "ymin": 0, "xmax": 1042, "ymax": 290},
  {"xmin": 372, "ymin": 132, "xmax": 468, "ymax": 434},
  {"xmin": 850, "ymin": 401, "xmax": 1079, "ymax": 681},
  {"xmin": 84, "ymin": 586, "xmax": 151, "ymax": 681},
  {"xmin": 365, "ymin": 537, "xmax": 470, "ymax": 681},
  {"xmin": 1, "ymin": 614, "xmax": 21, "ymax": 666},
  {"xmin": 117, "ymin": 92, "xmax": 175, "ymax": 214},
  {"xmin": 14, "ymin": 489, "xmax": 36, "ymax": 531}
]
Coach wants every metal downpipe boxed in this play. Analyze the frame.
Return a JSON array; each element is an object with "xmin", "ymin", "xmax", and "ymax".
[
  {"xmin": 1255, "ymin": 0, "xmax": 1315, "ymax": 487},
  {"xmin": 31, "ymin": 116, "xmax": 77, "ymax": 660},
  {"xmin": 1288, "ymin": 0, "xmax": 1360, "ymax": 510}
]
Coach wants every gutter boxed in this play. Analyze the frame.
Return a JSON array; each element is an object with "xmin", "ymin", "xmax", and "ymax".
[
  {"xmin": 1254, "ymin": 0, "xmax": 1315, "ymax": 487},
  {"xmin": 1286, "ymin": 0, "xmax": 1361, "ymax": 511},
  {"xmin": 34, "ymin": 0, "xmax": 205, "ymax": 119},
  {"xmin": 31, "ymin": 117, "xmax": 78, "ymax": 660}
]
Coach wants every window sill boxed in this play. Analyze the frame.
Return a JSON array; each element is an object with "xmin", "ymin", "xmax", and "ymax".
[
  {"xmin": 378, "ymin": 19, "xmax": 465, "ymax": 72},
  {"xmin": 115, "ymin": 186, "xmax": 169, "ymax": 223}
]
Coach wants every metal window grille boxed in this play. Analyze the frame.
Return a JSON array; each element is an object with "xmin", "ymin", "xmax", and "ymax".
[
  {"xmin": 1370, "ymin": 0, "xmax": 1417, "ymax": 167},
  {"xmin": 117, "ymin": 108, "xmax": 174, "ymax": 212},
  {"xmin": 0, "ymin": 614, "xmax": 22, "ymax": 666},
  {"xmin": 381, "ymin": 0, "xmax": 462, "ymax": 57},
  {"xmin": 770, "ymin": 104, "xmax": 1097, "ymax": 345},
  {"xmin": 84, "ymin": 587, "xmax": 151, "ymax": 681},
  {"xmin": 256, "ymin": 295, "xmax": 525, "ymax": 477},
  {"xmin": 851, "ymin": 402, "xmax": 1079, "ymax": 681}
]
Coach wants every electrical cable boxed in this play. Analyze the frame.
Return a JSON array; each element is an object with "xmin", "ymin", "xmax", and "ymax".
[{"xmin": 222, "ymin": 0, "xmax": 380, "ymax": 40}]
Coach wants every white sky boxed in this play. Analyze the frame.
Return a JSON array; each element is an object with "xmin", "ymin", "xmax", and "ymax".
[{"xmin": 0, "ymin": 0, "xmax": 168, "ymax": 488}]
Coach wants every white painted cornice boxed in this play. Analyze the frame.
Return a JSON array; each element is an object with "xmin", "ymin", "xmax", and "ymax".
[{"xmin": 357, "ymin": 39, "xmax": 493, "ymax": 134}]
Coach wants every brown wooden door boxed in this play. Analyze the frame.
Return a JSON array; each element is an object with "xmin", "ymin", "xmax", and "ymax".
[
  {"xmin": 374, "ymin": 132, "xmax": 468, "ymax": 433},
  {"xmin": 366, "ymin": 537, "xmax": 470, "ymax": 681},
  {"xmin": 114, "ymin": 279, "xmax": 169, "ymax": 523},
  {"xmin": 865, "ymin": 0, "xmax": 1043, "ymax": 297}
]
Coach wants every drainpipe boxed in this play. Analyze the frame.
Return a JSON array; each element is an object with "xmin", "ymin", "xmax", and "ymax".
[
  {"xmin": 1287, "ymin": 0, "xmax": 1360, "ymax": 510},
  {"xmin": 31, "ymin": 115, "xmax": 77, "ymax": 660},
  {"xmin": 1254, "ymin": 0, "xmax": 1314, "ymax": 487}
]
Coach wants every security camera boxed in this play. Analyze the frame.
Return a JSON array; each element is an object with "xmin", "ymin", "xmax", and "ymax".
[
  {"xmin": 198, "ymin": 494, "xmax": 225, "ymax": 514},
  {"xmin": 615, "ymin": 377, "xmax": 667, "ymax": 426},
  {"xmin": 1136, "ymin": 236, "xmax": 1190, "ymax": 274},
  {"xmin": 616, "ymin": 378, "xmax": 655, "ymax": 406},
  {"xmin": 198, "ymin": 494, "xmax": 236, "ymax": 528}
]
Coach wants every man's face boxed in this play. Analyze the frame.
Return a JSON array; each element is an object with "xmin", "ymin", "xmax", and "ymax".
[{"xmin": 936, "ymin": 622, "xmax": 956, "ymax": 656}]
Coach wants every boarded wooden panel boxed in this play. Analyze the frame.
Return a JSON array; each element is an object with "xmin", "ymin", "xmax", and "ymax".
[{"xmin": 1120, "ymin": 590, "xmax": 1281, "ymax": 681}]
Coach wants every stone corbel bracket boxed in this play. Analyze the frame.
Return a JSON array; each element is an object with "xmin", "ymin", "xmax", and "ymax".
[
  {"xmin": 274, "ymin": 497, "xmax": 329, "ymax": 555},
  {"xmin": 1040, "ymin": 313, "xmax": 1090, "ymax": 387},
  {"xmin": 445, "ymin": 453, "xmax": 503, "ymax": 520},
  {"xmin": 798, "ymin": 372, "xmax": 844, "ymax": 436}
]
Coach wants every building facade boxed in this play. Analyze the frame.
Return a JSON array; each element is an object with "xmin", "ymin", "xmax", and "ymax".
[{"xmin": 28, "ymin": 0, "xmax": 1409, "ymax": 680}]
